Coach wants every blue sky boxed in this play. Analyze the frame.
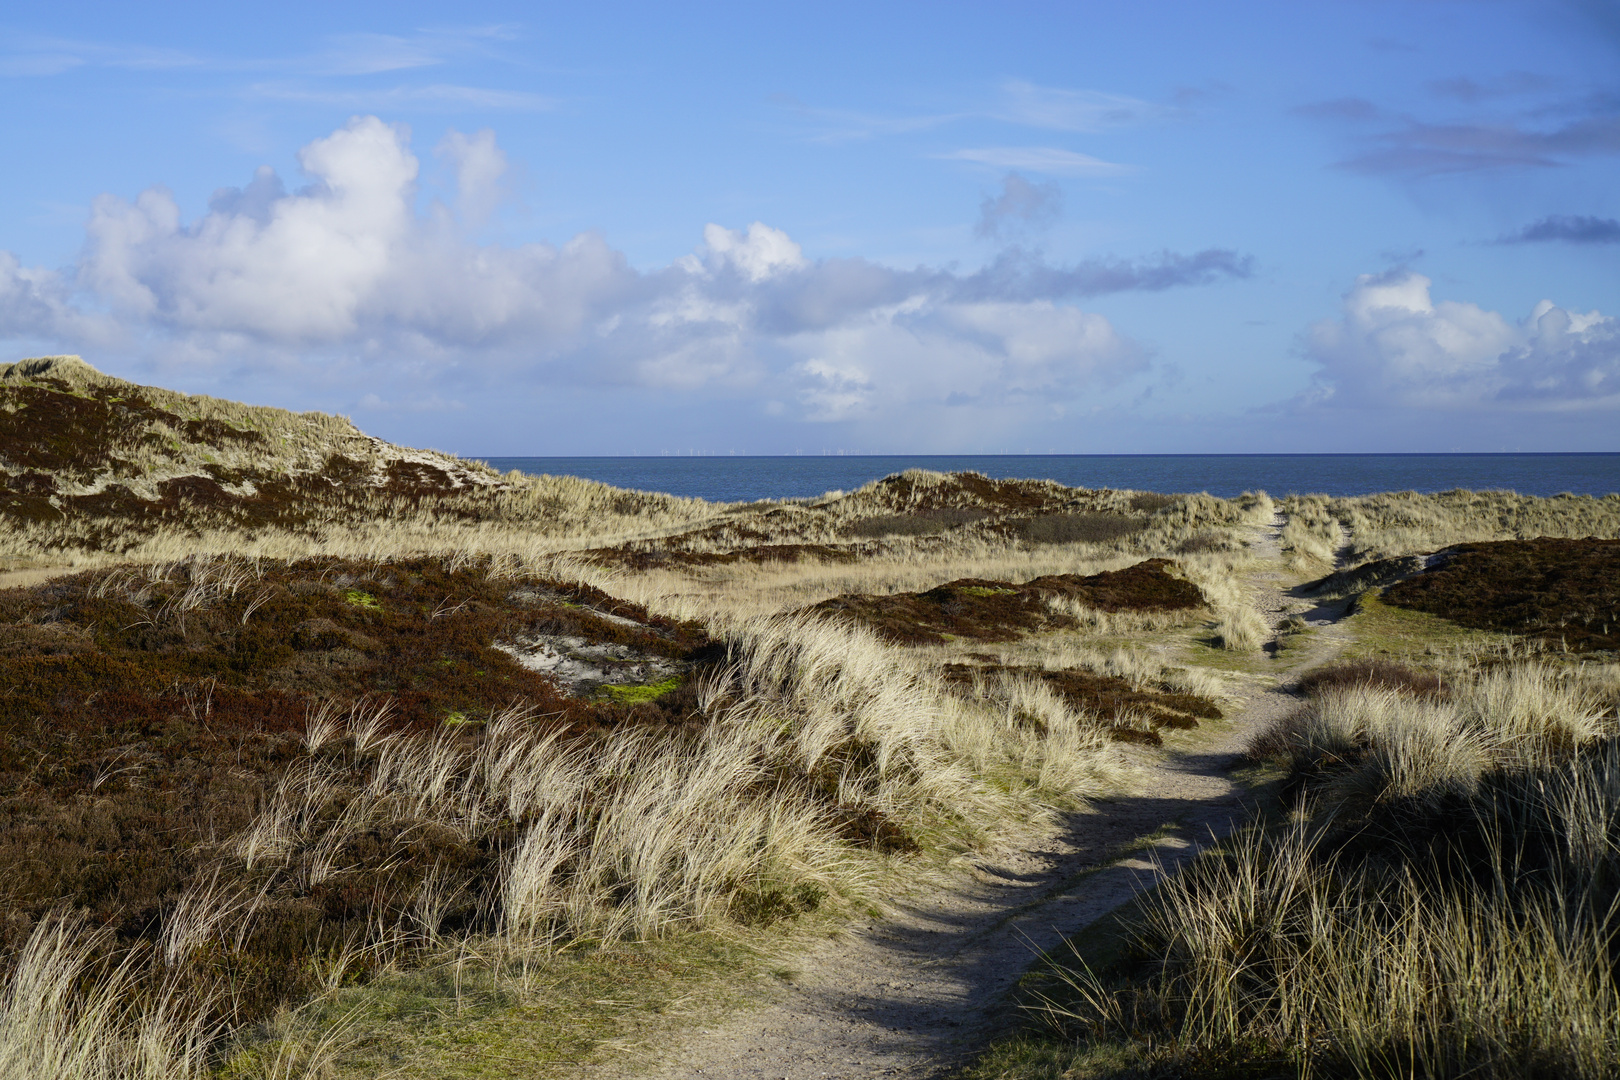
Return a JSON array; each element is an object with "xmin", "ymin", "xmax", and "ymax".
[{"xmin": 2, "ymin": 1, "xmax": 1617, "ymax": 454}]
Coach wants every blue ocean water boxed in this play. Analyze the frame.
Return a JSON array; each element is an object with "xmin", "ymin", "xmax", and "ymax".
[{"xmin": 476, "ymin": 454, "xmax": 1620, "ymax": 504}]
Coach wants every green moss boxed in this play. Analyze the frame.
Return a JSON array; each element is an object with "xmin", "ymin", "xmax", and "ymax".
[
  {"xmin": 343, "ymin": 589, "xmax": 381, "ymax": 609},
  {"xmin": 598, "ymin": 675, "xmax": 683, "ymax": 703}
]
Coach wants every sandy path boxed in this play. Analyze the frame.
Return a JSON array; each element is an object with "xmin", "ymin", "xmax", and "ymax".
[{"xmin": 622, "ymin": 514, "xmax": 1349, "ymax": 1079}]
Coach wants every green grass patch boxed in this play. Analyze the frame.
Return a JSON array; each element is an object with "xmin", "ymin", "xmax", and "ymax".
[
  {"xmin": 597, "ymin": 674, "xmax": 684, "ymax": 703},
  {"xmin": 1341, "ymin": 589, "xmax": 1515, "ymax": 662},
  {"xmin": 229, "ymin": 931, "xmax": 781, "ymax": 1080}
]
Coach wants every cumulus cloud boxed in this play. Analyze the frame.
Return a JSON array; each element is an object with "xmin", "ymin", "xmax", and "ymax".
[
  {"xmin": 435, "ymin": 128, "xmax": 510, "ymax": 226},
  {"xmin": 1302, "ymin": 270, "xmax": 1620, "ymax": 410},
  {"xmin": 2, "ymin": 115, "xmax": 1254, "ymax": 426},
  {"xmin": 975, "ymin": 173, "xmax": 1062, "ymax": 241},
  {"xmin": 0, "ymin": 252, "xmax": 116, "ymax": 346},
  {"xmin": 1500, "ymin": 214, "xmax": 1620, "ymax": 244}
]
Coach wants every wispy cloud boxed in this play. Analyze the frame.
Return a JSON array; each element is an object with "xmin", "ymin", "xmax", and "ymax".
[
  {"xmin": 289, "ymin": 26, "xmax": 519, "ymax": 77},
  {"xmin": 1299, "ymin": 81, "xmax": 1620, "ymax": 177},
  {"xmin": 0, "ymin": 34, "xmax": 201, "ymax": 77},
  {"xmin": 990, "ymin": 79, "xmax": 1171, "ymax": 131},
  {"xmin": 1293, "ymin": 97, "xmax": 1385, "ymax": 123},
  {"xmin": 939, "ymin": 147, "xmax": 1133, "ymax": 177},
  {"xmin": 774, "ymin": 99, "xmax": 966, "ymax": 144},
  {"xmin": 1341, "ymin": 111, "xmax": 1620, "ymax": 175},
  {"xmin": 784, "ymin": 78, "xmax": 1170, "ymax": 146},
  {"xmin": 245, "ymin": 82, "xmax": 555, "ymax": 112},
  {"xmin": 0, "ymin": 25, "xmax": 520, "ymax": 81},
  {"xmin": 1499, "ymin": 214, "xmax": 1620, "ymax": 244},
  {"xmin": 1428, "ymin": 72, "xmax": 1552, "ymax": 103}
]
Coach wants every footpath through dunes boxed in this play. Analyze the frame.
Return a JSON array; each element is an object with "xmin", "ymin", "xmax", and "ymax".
[{"xmin": 611, "ymin": 511, "xmax": 1355, "ymax": 1080}]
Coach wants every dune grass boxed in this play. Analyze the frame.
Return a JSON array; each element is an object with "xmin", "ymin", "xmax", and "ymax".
[
  {"xmin": 0, "ymin": 549, "xmax": 1131, "ymax": 1078},
  {"xmin": 979, "ymin": 660, "xmax": 1620, "ymax": 1080}
]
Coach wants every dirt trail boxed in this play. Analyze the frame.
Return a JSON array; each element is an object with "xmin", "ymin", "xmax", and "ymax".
[{"xmin": 621, "ymin": 514, "xmax": 1351, "ymax": 1079}]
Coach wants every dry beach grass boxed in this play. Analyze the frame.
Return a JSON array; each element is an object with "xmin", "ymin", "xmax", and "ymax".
[{"xmin": 5, "ymin": 357, "xmax": 1620, "ymax": 1078}]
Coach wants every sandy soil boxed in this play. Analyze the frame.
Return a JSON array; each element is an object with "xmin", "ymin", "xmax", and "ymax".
[{"xmin": 616, "ymin": 511, "xmax": 1352, "ymax": 1079}]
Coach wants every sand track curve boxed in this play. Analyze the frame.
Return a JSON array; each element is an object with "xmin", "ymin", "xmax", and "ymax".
[{"xmin": 616, "ymin": 513, "xmax": 1350, "ymax": 1079}]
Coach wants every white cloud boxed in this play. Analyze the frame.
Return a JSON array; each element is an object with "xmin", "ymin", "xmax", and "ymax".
[
  {"xmin": 0, "ymin": 251, "xmax": 112, "ymax": 345},
  {"xmin": 795, "ymin": 358, "xmax": 874, "ymax": 420},
  {"xmin": 1303, "ymin": 270, "xmax": 1620, "ymax": 409},
  {"xmin": 0, "ymin": 34, "xmax": 199, "ymax": 77},
  {"xmin": 305, "ymin": 33, "xmax": 447, "ymax": 76},
  {"xmin": 940, "ymin": 147, "xmax": 1133, "ymax": 177},
  {"xmin": 0, "ymin": 116, "xmax": 1251, "ymax": 429},
  {"xmin": 435, "ymin": 128, "xmax": 509, "ymax": 226},
  {"xmin": 696, "ymin": 222, "xmax": 807, "ymax": 283}
]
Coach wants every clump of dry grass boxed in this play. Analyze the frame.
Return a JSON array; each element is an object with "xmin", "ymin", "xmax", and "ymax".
[
  {"xmin": 0, "ymin": 913, "xmax": 212, "ymax": 1080},
  {"xmin": 1256, "ymin": 663, "xmax": 1610, "ymax": 805},
  {"xmin": 1030, "ymin": 662, "xmax": 1620, "ymax": 1078},
  {"xmin": 0, "ymin": 607, "xmax": 1122, "ymax": 1075},
  {"xmin": 1283, "ymin": 489, "xmax": 1620, "ymax": 567}
]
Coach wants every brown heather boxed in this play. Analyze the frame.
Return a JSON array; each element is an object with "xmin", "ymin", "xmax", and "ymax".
[{"xmin": 9, "ymin": 357, "xmax": 1620, "ymax": 1079}]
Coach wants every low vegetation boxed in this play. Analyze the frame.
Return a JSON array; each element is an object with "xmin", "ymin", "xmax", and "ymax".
[
  {"xmin": 8, "ymin": 356, "xmax": 1620, "ymax": 1078},
  {"xmin": 0, "ymin": 548, "xmax": 1131, "ymax": 1077},
  {"xmin": 1382, "ymin": 538, "xmax": 1620, "ymax": 652},
  {"xmin": 808, "ymin": 560, "xmax": 1206, "ymax": 646},
  {"xmin": 975, "ymin": 651, "xmax": 1620, "ymax": 1079},
  {"xmin": 1281, "ymin": 489, "xmax": 1620, "ymax": 569}
]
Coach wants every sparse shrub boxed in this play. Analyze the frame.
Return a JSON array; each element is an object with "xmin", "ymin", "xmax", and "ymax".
[
  {"xmin": 1127, "ymin": 492, "xmax": 1179, "ymax": 515},
  {"xmin": 843, "ymin": 509, "xmax": 987, "ymax": 538},
  {"xmin": 1172, "ymin": 529, "xmax": 1232, "ymax": 554},
  {"xmin": 1297, "ymin": 658, "xmax": 1443, "ymax": 700},
  {"xmin": 1016, "ymin": 513, "xmax": 1146, "ymax": 545}
]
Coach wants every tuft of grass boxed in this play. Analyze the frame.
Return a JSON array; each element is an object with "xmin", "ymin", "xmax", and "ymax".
[
  {"xmin": 992, "ymin": 662, "xmax": 1620, "ymax": 1080},
  {"xmin": 1211, "ymin": 605, "xmax": 1268, "ymax": 652}
]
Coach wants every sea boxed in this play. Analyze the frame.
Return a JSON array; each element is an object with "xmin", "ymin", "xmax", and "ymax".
[{"xmin": 476, "ymin": 454, "xmax": 1620, "ymax": 504}]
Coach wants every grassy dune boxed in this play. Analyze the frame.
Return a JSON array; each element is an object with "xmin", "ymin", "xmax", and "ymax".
[
  {"xmin": 5, "ymin": 357, "xmax": 1620, "ymax": 1078},
  {"xmin": 970, "ymin": 558, "xmax": 1620, "ymax": 1076}
]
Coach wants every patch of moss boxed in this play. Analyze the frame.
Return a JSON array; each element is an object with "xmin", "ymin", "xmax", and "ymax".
[
  {"xmin": 343, "ymin": 589, "xmax": 381, "ymax": 609},
  {"xmin": 598, "ymin": 675, "xmax": 684, "ymax": 703}
]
